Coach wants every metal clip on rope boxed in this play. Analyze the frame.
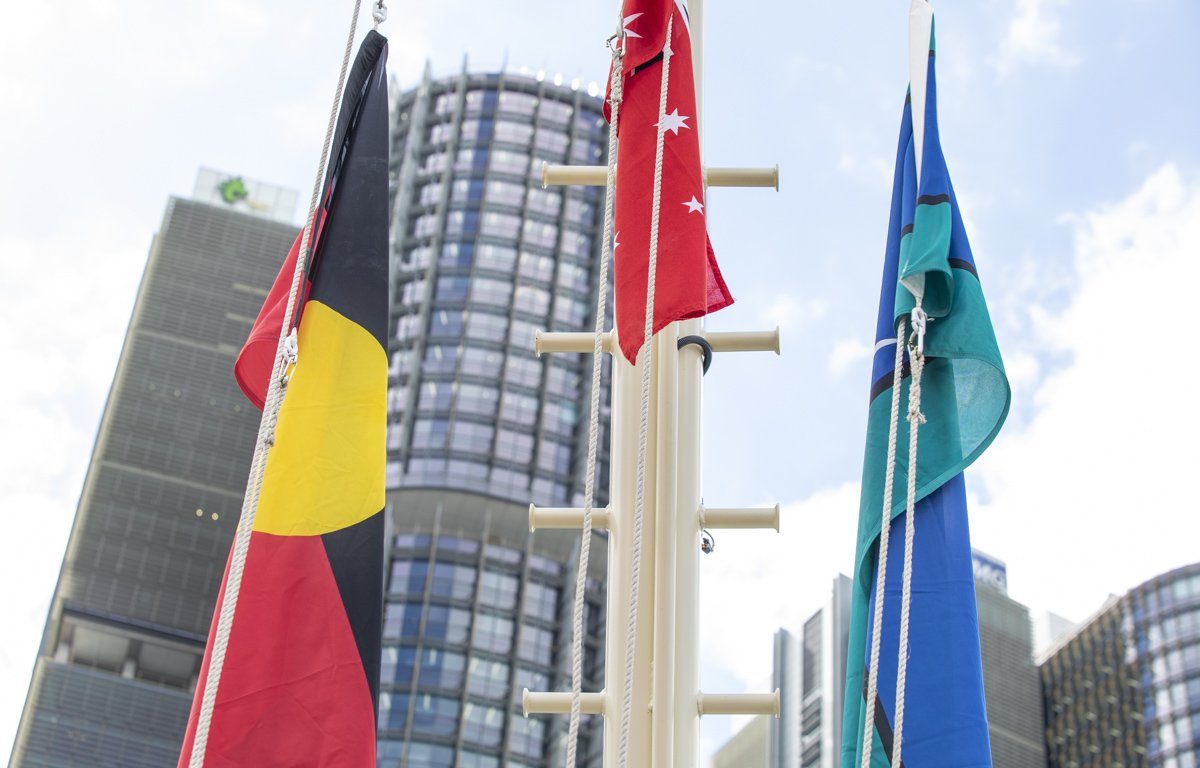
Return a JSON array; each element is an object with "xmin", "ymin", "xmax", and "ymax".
[{"xmin": 372, "ymin": 0, "xmax": 386, "ymax": 28}]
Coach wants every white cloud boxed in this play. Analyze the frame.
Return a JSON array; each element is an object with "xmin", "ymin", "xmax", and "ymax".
[
  {"xmin": 758, "ymin": 293, "xmax": 829, "ymax": 335},
  {"xmin": 828, "ymin": 337, "xmax": 874, "ymax": 378},
  {"xmin": 699, "ymin": 482, "xmax": 861, "ymax": 691},
  {"xmin": 971, "ymin": 164, "xmax": 1200, "ymax": 618},
  {"xmin": 994, "ymin": 0, "xmax": 1080, "ymax": 76}
]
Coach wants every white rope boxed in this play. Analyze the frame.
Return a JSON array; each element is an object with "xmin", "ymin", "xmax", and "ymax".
[
  {"xmin": 618, "ymin": 15, "xmax": 674, "ymax": 768},
  {"xmin": 187, "ymin": 3, "xmax": 364, "ymax": 764},
  {"xmin": 892, "ymin": 305, "xmax": 927, "ymax": 766},
  {"xmin": 860, "ymin": 318, "xmax": 906, "ymax": 768},
  {"xmin": 564, "ymin": 22, "xmax": 624, "ymax": 768}
]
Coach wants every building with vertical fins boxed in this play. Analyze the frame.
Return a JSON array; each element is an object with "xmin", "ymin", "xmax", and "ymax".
[
  {"xmin": 1039, "ymin": 561, "xmax": 1200, "ymax": 768},
  {"xmin": 717, "ymin": 556, "xmax": 1046, "ymax": 768},
  {"xmin": 9, "ymin": 171, "xmax": 299, "ymax": 767},
  {"xmin": 377, "ymin": 68, "xmax": 611, "ymax": 768}
]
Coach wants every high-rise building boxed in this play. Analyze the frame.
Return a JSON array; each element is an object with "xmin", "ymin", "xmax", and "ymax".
[
  {"xmin": 712, "ymin": 715, "xmax": 771, "ymax": 768},
  {"xmin": 719, "ymin": 554, "xmax": 1044, "ymax": 768},
  {"xmin": 9, "ymin": 171, "xmax": 299, "ymax": 767},
  {"xmin": 377, "ymin": 69, "xmax": 611, "ymax": 768},
  {"xmin": 972, "ymin": 551, "xmax": 1047, "ymax": 768},
  {"xmin": 1039, "ymin": 561, "xmax": 1200, "ymax": 768}
]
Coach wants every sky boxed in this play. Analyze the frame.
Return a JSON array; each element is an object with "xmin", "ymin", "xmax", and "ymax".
[{"xmin": 2, "ymin": 0, "xmax": 1199, "ymax": 761}]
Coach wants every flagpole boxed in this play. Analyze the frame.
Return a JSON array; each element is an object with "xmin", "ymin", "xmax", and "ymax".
[{"xmin": 672, "ymin": 0, "xmax": 704, "ymax": 765}]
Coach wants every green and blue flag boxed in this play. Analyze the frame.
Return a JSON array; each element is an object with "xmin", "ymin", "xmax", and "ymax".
[{"xmin": 839, "ymin": 14, "xmax": 1010, "ymax": 768}]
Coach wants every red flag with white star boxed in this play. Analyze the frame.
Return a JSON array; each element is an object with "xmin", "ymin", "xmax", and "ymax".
[{"xmin": 607, "ymin": 0, "xmax": 733, "ymax": 365}]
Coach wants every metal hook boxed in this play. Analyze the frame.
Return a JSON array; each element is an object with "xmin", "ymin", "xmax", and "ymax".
[{"xmin": 700, "ymin": 529, "xmax": 716, "ymax": 554}]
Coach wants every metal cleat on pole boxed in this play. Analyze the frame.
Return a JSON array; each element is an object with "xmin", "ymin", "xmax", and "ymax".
[
  {"xmin": 696, "ymin": 690, "xmax": 781, "ymax": 717},
  {"xmin": 542, "ymin": 162, "xmax": 779, "ymax": 191},
  {"xmin": 534, "ymin": 328, "xmax": 780, "ymax": 357},
  {"xmin": 523, "ymin": 690, "xmax": 606, "ymax": 716},
  {"xmin": 527, "ymin": 504, "xmax": 612, "ymax": 532},
  {"xmin": 700, "ymin": 504, "xmax": 781, "ymax": 531}
]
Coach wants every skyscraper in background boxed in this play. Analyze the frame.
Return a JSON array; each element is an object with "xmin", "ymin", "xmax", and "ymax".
[
  {"xmin": 377, "ymin": 69, "xmax": 611, "ymax": 768},
  {"xmin": 1040, "ymin": 561, "xmax": 1200, "ymax": 768},
  {"xmin": 9, "ymin": 172, "xmax": 299, "ymax": 767},
  {"xmin": 717, "ymin": 554, "xmax": 1045, "ymax": 768}
]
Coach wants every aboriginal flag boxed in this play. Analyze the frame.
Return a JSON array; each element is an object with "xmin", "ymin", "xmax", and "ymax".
[{"xmin": 179, "ymin": 31, "xmax": 388, "ymax": 767}]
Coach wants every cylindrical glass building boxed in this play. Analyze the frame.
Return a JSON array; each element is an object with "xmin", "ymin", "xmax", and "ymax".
[
  {"xmin": 379, "ymin": 69, "xmax": 612, "ymax": 768},
  {"xmin": 1040, "ymin": 561, "xmax": 1200, "ymax": 768}
]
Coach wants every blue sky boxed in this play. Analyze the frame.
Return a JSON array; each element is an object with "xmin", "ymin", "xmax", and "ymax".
[{"xmin": 2, "ymin": 0, "xmax": 1198, "ymax": 760}]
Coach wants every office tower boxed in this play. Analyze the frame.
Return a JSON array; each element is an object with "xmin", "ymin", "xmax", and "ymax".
[
  {"xmin": 1040, "ymin": 561, "xmax": 1200, "ymax": 768},
  {"xmin": 9, "ymin": 171, "xmax": 299, "ymax": 767},
  {"xmin": 718, "ymin": 555, "xmax": 1045, "ymax": 768},
  {"xmin": 378, "ymin": 69, "xmax": 611, "ymax": 768},
  {"xmin": 972, "ymin": 551, "xmax": 1047, "ymax": 768}
]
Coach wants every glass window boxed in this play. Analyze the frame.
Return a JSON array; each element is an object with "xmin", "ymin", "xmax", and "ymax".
[
  {"xmin": 510, "ymin": 715, "xmax": 547, "ymax": 759},
  {"xmin": 401, "ymin": 278, "xmax": 427, "ymax": 305},
  {"xmin": 534, "ymin": 130, "xmax": 569, "ymax": 156},
  {"xmin": 556, "ymin": 262, "xmax": 589, "ymax": 294},
  {"xmin": 490, "ymin": 466, "xmax": 528, "ymax": 497},
  {"xmin": 462, "ymin": 702, "xmax": 505, "ymax": 747},
  {"xmin": 436, "ymin": 276, "xmax": 468, "ymax": 301},
  {"xmin": 512, "ymin": 667, "xmax": 550, "ymax": 704},
  {"xmin": 440, "ymin": 242, "xmax": 474, "ymax": 269},
  {"xmin": 496, "ymin": 428, "xmax": 535, "ymax": 465},
  {"xmin": 460, "ymin": 750, "xmax": 500, "ymax": 768},
  {"xmin": 504, "ymin": 357, "xmax": 543, "ymax": 389},
  {"xmin": 500, "ymin": 390, "xmax": 539, "ymax": 427},
  {"xmin": 455, "ymin": 148, "xmax": 489, "ymax": 173},
  {"xmin": 445, "ymin": 210, "xmax": 480, "ymax": 236},
  {"xmin": 522, "ymin": 219, "xmax": 558, "ymax": 248},
  {"xmin": 435, "ymin": 93, "xmax": 456, "ymax": 115},
  {"xmin": 465, "ymin": 312, "xmax": 508, "ymax": 343},
  {"xmin": 479, "ymin": 571, "xmax": 519, "ymax": 611},
  {"xmin": 438, "ymin": 536, "xmax": 480, "ymax": 556},
  {"xmin": 537, "ymin": 440, "xmax": 573, "ymax": 475},
  {"xmin": 457, "ymin": 383, "xmax": 499, "ymax": 417},
  {"xmin": 411, "ymin": 694, "xmax": 460, "ymax": 737},
  {"xmin": 422, "ymin": 345, "xmax": 459, "ymax": 376},
  {"xmin": 384, "ymin": 602, "xmax": 423, "ymax": 639},
  {"xmin": 561, "ymin": 228, "xmax": 592, "ymax": 257},
  {"xmin": 526, "ymin": 188, "xmax": 562, "ymax": 217},
  {"xmin": 461, "ymin": 347, "xmax": 504, "ymax": 378},
  {"xmin": 407, "ymin": 741, "xmax": 455, "ymax": 768},
  {"xmin": 523, "ymin": 582, "xmax": 560, "ymax": 622},
  {"xmin": 425, "ymin": 605, "xmax": 472, "ymax": 644},
  {"xmin": 528, "ymin": 555, "xmax": 564, "ymax": 578},
  {"xmin": 381, "ymin": 645, "xmax": 418, "ymax": 685},
  {"xmin": 494, "ymin": 120, "xmax": 534, "ymax": 146},
  {"xmin": 508, "ymin": 319, "xmax": 540, "ymax": 349},
  {"xmin": 514, "ymin": 284, "xmax": 550, "ymax": 317},
  {"xmin": 449, "ymin": 421, "xmax": 494, "ymax": 454},
  {"xmin": 476, "ymin": 243, "xmax": 517, "ymax": 271},
  {"xmin": 499, "ymin": 91, "xmax": 538, "ymax": 115},
  {"xmin": 418, "ymin": 382, "xmax": 453, "ymax": 413},
  {"xmin": 465, "ymin": 89, "xmax": 498, "ymax": 112},
  {"xmin": 390, "ymin": 560, "xmax": 429, "ymax": 596},
  {"xmin": 447, "ymin": 459, "xmax": 489, "ymax": 486},
  {"xmin": 518, "ymin": 251, "xmax": 556, "ymax": 283},
  {"xmin": 378, "ymin": 692, "xmax": 408, "ymax": 731},
  {"xmin": 490, "ymin": 149, "xmax": 529, "ymax": 175},
  {"xmin": 546, "ymin": 365, "xmax": 581, "ymax": 399},
  {"xmin": 421, "ymin": 152, "xmax": 447, "ymax": 175},
  {"xmin": 431, "ymin": 562, "xmax": 476, "ymax": 601},
  {"xmin": 429, "ymin": 309, "xmax": 464, "ymax": 338},
  {"xmin": 412, "ymin": 418, "xmax": 449, "ymax": 449},
  {"xmin": 461, "ymin": 118, "xmax": 494, "ymax": 142},
  {"xmin": 539, "ymin": 101, "xmax": 572, "ymax": 124},
  {"xmin": 518, "ymin": 625, "xmax": 555, "ymax": 665},
  {"xmin": 553, "ymin": 294, "xmax": 588, "ymax": 326},
  {"xmin": 473, "ymin": 613, "xmax": 515, "ymax": 654},
  {"xmin": 418, "ymin": 182, "xmax": 442, "ymax": 206},
  {"xmin": 542, "ymin": 401, "xmax": 580, "ymax": 437},
  {"xmin": 481, "ymin": 211, "xmax": 521, "ymax": 239},
  {"xmin": 418, "ymin": 647, "xmax": 466, "ymax": 690},
  {"xmin": 485, "ymin": 179, "xmax": 526, "ymax": 207},
  {"xmin": 470, "ymin": 277, "xmax": 513, "ymax": 307},
  {"xmin": 450, "ymin": 179, "xmax": 484, "ymax": 204},
  {"xmin": 468, "ymin": 657, "xmax": 510, "ymax": 700}
]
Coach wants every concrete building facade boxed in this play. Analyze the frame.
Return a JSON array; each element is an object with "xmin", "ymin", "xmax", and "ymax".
[{"xmin": 9, "ymin": 174, "xmax": 299, "ymax": 767}]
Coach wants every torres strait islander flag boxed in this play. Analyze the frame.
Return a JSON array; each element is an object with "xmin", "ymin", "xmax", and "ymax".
[
  {"xmin": 840, "ymin": 9, "xmax": 1010, "ymax": 768},
  {"xmin": 179, "ymin": 31, "xmax": 388, "ymax": 767},
  {"xmin": 607, "ymin": 0, "xmax": 733, "ymax": 364}
]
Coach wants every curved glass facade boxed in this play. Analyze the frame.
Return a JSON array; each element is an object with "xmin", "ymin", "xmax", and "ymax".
[
  {"xmin": 1041, "ymin": 562, "xmax": 1200, "ymax": 768},
  {"xmin": 379, "ymin": 71, "xmax": 611, "ymax": 768}
]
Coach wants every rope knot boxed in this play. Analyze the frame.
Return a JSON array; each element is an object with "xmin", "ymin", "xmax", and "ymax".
[{"xmin": 907, "ymin": 406, "xmax": 926, "ymax": 425}]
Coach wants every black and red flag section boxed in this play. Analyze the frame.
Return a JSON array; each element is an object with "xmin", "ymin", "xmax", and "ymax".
[{"xmin": 180, "ymin": 30, "xmax": 388, "ymax": 767}]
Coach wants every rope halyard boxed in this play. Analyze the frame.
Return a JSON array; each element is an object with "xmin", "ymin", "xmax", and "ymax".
[
  {"xmin": 861, "ymin": 319, "xmax": 906, "ymax": 768},
  {"xmin": 187, "ymin": 3, "xmax": 364, "ymax": 765},
  {"xmin": 619, "ymin": 15, "xmax": 674, "ymax": 768},
  {"xmin": 564, "ymin": 18, "xmax": 625, "ymax": 768},
  {"xmin": 892, "ymin": 304, "xmax": 927, "ymax": 766}
]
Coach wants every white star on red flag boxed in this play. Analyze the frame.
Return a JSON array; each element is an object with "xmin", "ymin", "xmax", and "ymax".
[
  {"xmin": 657, "ymin": 108, "xmax": 690, "ymax": 135},
  {"xmin": 682, "ymin": 196, "xmax": 704, "ymax": 214},
  {"xmin": 623, "ymin": 13, "xmax": 643, "ymax": 39}
]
